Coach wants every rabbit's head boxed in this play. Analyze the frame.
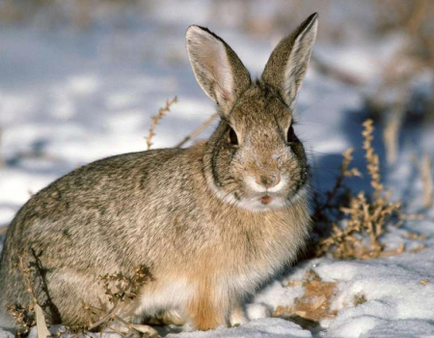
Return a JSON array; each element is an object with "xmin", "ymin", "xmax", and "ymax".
[{"xmin": 186, "ymin": 13, "xmax": 318, "ymax": 212}]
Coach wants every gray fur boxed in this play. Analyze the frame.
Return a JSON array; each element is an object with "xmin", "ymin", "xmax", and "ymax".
[
  {"xmin": 0, "ymin": 14, "xmax": 318, "ymax": 332},
  {"xmin": 262, "ymin": 13, "xmax": 318, "ymax": 108},
  {"xmin": 186, "ymin": 25, "xmax": 251, "ymax": 115}
]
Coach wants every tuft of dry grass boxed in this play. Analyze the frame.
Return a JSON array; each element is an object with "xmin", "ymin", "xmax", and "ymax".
[
  {"xmin": 8, "ymin": 252, "xmax": 154, "ymax": 337},
  {"xmin": 146, "ymin": 96, "xmax": 178, "ymax": 150},
  {"xmin": 273, "ymin": 270, "xmax": 337, "ymax": 323},
  {"xmin": 82, "ymin": 265, "xmax": 154, "ymax": 336},
  {"xmin": 314, "ymin": 119, "xmax": 416, "ymax": 260},
  {"xmin": 7, "ymin": 303, "xmax": 35, "ymax": 337}
]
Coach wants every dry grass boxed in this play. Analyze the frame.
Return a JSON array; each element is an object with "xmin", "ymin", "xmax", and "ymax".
[
  {"xmin": 83, "ymin": 265, "xmax": 154, "ymax": 335},
  {"xmin": 273, "ymin": 270, "xmax": 337, "ymax": 324},
  {"xmin": 313, "ymin": 119, "xmax": 420, "ymax": 260},
  {"xmin": 367, "ymin": 0, "xmax": 434, "ymax": 164},
  {"xmin": 7, "ymin": 252, "xmax": 154, "ymax": 337},
  {"xmin": 7, "ymin": 253, "xmax": 50, "ymax": 338},
  {"xmin": 146, "ymin": 96, "xmax": 178, "ymax": 150},
  {"xmin": 421, "ymin": 154, "xmax": 433, "ymax": 208}
]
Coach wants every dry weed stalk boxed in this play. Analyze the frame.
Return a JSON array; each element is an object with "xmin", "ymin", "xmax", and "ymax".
[
  {"xmin": 313, "ymin": 147, "xmax": 361, "ymax": 227},
  {"xmin": 7, "ymin": 253, "xmax": 50, "ymax": 337},
  {"xmin": 362, "ymin": 120, "xmax": 383, "ymax": 198},
  {"xmin": 383, "ymin": 107, "xmax": 404, "ymax": 165},
  {"xmin": 421, "ymin": 154, "xmax": 433, "ymax": 208},
  {"xmin": 83, "ymin": 265, "xmax": 153, "ymax": 336},
  {"xmin": 146, "ymin": 96, "xmax": 178, "ymax": 150},
  {"xmin": 315, "ymin": 120, "xmax": 411, "ymax": 260},
  {"xmin": 176, "ymin": 113, "xmax": 218, "ymax": 148}
]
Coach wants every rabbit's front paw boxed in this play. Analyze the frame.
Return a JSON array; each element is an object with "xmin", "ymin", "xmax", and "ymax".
[{"xmin": 229, "ymin": 305, "xmax": 248, "ymax": 327}]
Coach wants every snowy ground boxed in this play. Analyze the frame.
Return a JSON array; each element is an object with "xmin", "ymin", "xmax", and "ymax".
[{"xmin": 1, "ymin": 2, "xmax": 434, "ymax": 337}]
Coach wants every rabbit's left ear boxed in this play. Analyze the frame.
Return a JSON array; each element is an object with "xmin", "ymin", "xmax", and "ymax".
[
  {"xmin": 262, "ymin": 13, "xmax": 318, "ymax": 109},
  {"xmin": 186, "ymin": 26, "xmax": 251, "ymax": 115}
]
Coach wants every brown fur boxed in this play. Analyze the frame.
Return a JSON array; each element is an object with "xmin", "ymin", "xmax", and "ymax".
[{"xmin": 0, "ymin": 14, "xmax": 318, "ymax": 332}]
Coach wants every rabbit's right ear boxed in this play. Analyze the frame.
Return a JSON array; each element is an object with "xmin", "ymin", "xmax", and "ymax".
[{"xmin": 186, "ymin": 26, "xmax": 251, "ymax": 116}]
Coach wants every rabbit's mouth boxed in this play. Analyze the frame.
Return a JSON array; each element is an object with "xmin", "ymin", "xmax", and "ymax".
[
  {"xmin": 238, "ymin": 176, "xmax": 309, "ymax": 212},
  {"xmin": 260, "ymin": 195, "xmax": 273, "ymax": 205}
]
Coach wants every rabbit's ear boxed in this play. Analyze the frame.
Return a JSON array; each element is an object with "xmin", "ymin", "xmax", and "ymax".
[
  {"xmin": 186, "ymin": 25, "xmax": 251, "ymax": 115},
  {"xmin": 262, "ymin": 13, "xmax": 318, "ymax": 109}
]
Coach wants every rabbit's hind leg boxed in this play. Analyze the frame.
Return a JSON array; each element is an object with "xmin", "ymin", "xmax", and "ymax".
[{"xmin": 46, "ymin": 269, "xmax": 116, "ymax": 326}]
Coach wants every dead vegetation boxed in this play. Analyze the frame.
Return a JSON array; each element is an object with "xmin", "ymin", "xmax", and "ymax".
[
  {"xmin": 7, "ymin": 253, "xmax": 50, "ymax": 337},
  {"xmin": 367, "ymin": 0, "xmax": 434, "ymax": 164},
  {"xmin": 82, "ymin": 265, "xmax": 154, "ymax": 336},
  {"xmin": 421, "ymin": 154, "xmax": 433, "ymax": 208},
  {"xmin": 4, "ymin": 106, "xmax": 431, "ymax": 337},
  {"xmin": 146, "ymin": 96, "xmax": 178, "ymax": 150},
  {"xmin": 273, "ymin": 270, "xmax": 337, "ymax": 324},
  {"xmin": 313, "ymin": 119, "xmax": 425, "ymax": 260},
  {"xmin": 7, "ymin": 252, "xmax": 154, "ymax": 337}
]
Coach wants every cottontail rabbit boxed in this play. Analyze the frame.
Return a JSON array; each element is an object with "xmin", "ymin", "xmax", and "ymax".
[{"xmin": 0, "ymin": 13, "xmax": 318, "ymax": 334}]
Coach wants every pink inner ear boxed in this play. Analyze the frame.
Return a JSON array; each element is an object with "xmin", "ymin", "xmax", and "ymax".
[
  {"xmin": 214, "ymin": 82, "xmax": 232, "ymax": 103},
  {"xmin": 191, "ymin": 27, "xmax": 234, "ymax": 104},
  {"xmin": 208, "ymin": 44, "xmax": 234, "ymax": 104}
]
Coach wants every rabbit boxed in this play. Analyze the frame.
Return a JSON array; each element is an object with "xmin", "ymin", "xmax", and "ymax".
[{"xmin": 0, "ymin": 12, "xmax": 318, "ymax": 334}]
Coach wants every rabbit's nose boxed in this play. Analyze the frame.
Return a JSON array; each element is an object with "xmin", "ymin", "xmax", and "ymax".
[{"xmin": 257, "ymin": 174, "xmax": 280, "ymax": 188}]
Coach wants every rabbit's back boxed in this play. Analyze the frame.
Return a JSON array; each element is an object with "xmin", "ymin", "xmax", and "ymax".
[{"xmin": 1, "ymin": 147, "xmax": 191, "ymax": 270}]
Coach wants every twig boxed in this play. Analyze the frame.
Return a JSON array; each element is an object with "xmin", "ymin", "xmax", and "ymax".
[
  {"xmin": 86, "ymin": 306, "xmax": 118, "ymax": 331},
  {"xmin": 176, "ymin": 113, "xmax": 218, "ymax": 148},
  {"xmin": 315, "ymin": 147, "xmax": 361, "ymax": 214},
  {"xmin": 421, "ymin": 154, "xmax": 433, "ymax": 208},
  {"xmin": 146, "ymin": 96, "xmax": 178, "ymax": 150},
  {"xmin": 383, "ymin": 107, "xmax": 405, "ymax": 165},
  {"xmin": 17, "ymin": 254, "xmax": 38, "ymax": 304},
  {"xmin": 311, "ymin": 55, "xmax": 363, "ymax": 86},
  {"xmin": 363, "ymin": 120, "xmax": 383, "ymax": 199}
]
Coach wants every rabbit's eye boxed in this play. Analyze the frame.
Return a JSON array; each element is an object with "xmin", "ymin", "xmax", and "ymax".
[
  {"xmin": 229, "ymin": 128, "xmax": 238, "ymax": 146},
  {"xmin": 287, "ymin": 124, "xmax": 295, "ymax": 143}
]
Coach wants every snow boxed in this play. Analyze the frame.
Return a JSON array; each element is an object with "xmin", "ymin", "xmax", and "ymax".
[
  {"xmin": 1, "ymin": 2, "xmax": 434, "ymax": 337},
  {"xmin": 170, "ymin": 319, "xmax": 312, "ymax": 338}
]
